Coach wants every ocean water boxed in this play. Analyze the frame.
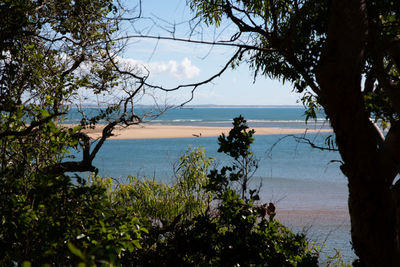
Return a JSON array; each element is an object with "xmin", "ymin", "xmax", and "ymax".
[
  {"xmin": 68, "ymin": 107, "xmax": 355, "ymax": 263},
  {"xmin": 64, "ymin": 106, "xmax": 330, "ymax": 129}
]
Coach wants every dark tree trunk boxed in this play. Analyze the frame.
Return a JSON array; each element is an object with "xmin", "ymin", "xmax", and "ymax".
[{"xmin": 316, "ymin": 0, "xmax": 400, "ymax": 265}]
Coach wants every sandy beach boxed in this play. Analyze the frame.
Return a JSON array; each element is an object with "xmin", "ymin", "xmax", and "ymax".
[{"xmin": 83, "ymin": 124, "xmax": 332, "ymax": 140}]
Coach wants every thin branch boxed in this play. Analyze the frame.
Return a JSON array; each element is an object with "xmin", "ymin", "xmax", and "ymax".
[
  {"xmin": 267, "ymin": 132, "xmax": 338, "ymax": 158},
  {"xmin": 113, "ymin": 34, "xmax": 274, "ymax": 52},
  {"xmin": 107, "ymin": 41, "xmax": 244, "ymax": 94},
  {"xmin": 223, "ymin": 2, "xmax": 322, "ymax": 96},
  {"xmin": 291, "ymin": 134, "xmax": 338, "ymax": 151}
]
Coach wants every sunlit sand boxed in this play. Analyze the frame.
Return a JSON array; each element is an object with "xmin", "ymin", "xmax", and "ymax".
[{"xmin": 83, "ymin": 124, "xmax": 332, "ymax": 140}]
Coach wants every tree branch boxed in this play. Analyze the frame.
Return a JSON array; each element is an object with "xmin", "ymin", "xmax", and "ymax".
[
  {"xmin": 268, "ymin": 132, "xmax": 338, "ymax": 155},
  {"xmin": 115, "ymin": 34, "xmax": 274, "ymax": 52},
  {"xmin": 0, "ymin": 112, "xmax": 65, "ymax": 138}
]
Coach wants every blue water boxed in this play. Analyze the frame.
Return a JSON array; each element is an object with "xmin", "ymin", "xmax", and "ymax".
[
  {"xmin": 91, "ymin": 134, "xmax": 341, "ymax": 183},
  {"xmin": 64, "ymin": 106, "xmax": 329, "ymax": 129},
  {"xmin": 67, "ymin": 107, "xmax": 355, "ymax": 263},
  {"xmin": 86, "ymin": 134, "xmax": 353, "ymax": 263}
]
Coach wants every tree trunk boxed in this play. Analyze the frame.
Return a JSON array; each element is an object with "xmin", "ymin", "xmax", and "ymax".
[{"xmin": 316, "ymin": 0, "xmax": 400, "ymax": 265}]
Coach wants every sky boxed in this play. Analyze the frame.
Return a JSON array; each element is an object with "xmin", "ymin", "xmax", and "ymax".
[{"xmin": 118, "ymin": 0, "xmax": 300, "ymax": 106}]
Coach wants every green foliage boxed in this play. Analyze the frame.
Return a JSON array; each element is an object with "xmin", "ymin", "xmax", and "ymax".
[
  {"xmin": 174, "ymin": 146, "xmax": 215, "ymax": 217},
  {"xmin": 325, "ymin": 249, "xmax": 352, "ymax": 267},
  {"xmin": 0, "ymin": 2, "xmax": 148, "ymax": 263},
  {"xmin": 0, "ymin": 3, "xmax": 140, "ymax": 264},
  {"xmin": 211, "ymin": 115, "xmax": 259, "ymax": 200},
  {"xmin": 188, "ymin": 0, "xmax": 225, "ymax": 27},
  {"xmin": 218, "ymin": 115, "xmax": 255, "ymax": 160},
  {"xmin": 0, "ymin": 0, "xmax": 130, "ymax": 179},
  {"xmin": 111, "ymin": 147, "xmax": 215, "ymax": 264},
  {"xmin": 142, "ymin": 189, "xmax": 318, "ymax": 266},
  {"xmin": 134, "ymin": 117, "xmax": 318, "ymax": 266},
  {"xmin": 189, "ymin": 0, "xmax": 400, "ymax": 130},
  {"xmin": 188, "ymin": 0, "xmax": 331, "ymax": 125},
  {"xmin": 114, "ymin": 147, "xmax": 214, "ymax": 225},
  {"xmin": 0, "ymin": 173, "xmax": 145, "ymax": 266},
  {"xmin": 300, "ymin": 93, "xmax": 321, "ymax": 123},
  {"xmin": 364, "ymin": 90, "xmax": 396, "ymax": 129},
  {"xmin": 0, "ymin": 146, "xmax": 214, "ymax": 265},
  {"xmin": 188, "ymin": 0, "xmax": 329, "ymax": 94}
]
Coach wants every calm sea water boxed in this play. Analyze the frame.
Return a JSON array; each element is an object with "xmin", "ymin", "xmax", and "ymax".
[
  {"xmin": 65, "ymin": 106, "xmax": 330, "ymax": 129},
  {"xmin": 68, "ymin": 107, "xmax": 355, "ymax": 263}
]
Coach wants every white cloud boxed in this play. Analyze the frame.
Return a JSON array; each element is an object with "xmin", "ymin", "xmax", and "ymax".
[
  {"xmin": 118, "ymin": 57, "xmax": 200, "ymax": 79},
  {"xmin": 194, "ymin": 89, "xmax": 221, "ymax": 99}
]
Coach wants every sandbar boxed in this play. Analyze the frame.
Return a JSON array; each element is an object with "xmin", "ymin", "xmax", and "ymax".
[{"xmin": 83, "ymin": 124, "xmax": 332, "ymax": 140}]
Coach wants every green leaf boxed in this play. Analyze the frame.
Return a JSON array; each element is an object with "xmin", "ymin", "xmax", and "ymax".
[
  {"xmin": 132, "ymin": 239, "xmax": 142, "ymax": 249},
  {"xmin": 68, "ymin": 242, "xmax": 84, "ymax": 260}
]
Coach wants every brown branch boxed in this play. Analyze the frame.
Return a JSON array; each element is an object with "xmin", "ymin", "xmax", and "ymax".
[
  {"xmin": 45, "ymin": 85, "xmax": 147, "ymax": 175},
  {"xmin": 223, "ymin": 2, "xmax": 321, "ymax": 96},
  {"xmin": 49, "ymin": 160, "xmax": 97, "ymax": 174},
  {"xmin": 89, "ymin": 121, "xmax": 119, "ymax": 162},
  {"xmin": 284, "ymin": 54, "xmax": 322, "ymax": 95},
  {"xmin": 267, "ymin": 133, "xmax": 338, "ymax": 157},
  {"xmin": 107, "ymin": 45, "xmax": 244, "ymax": 94},
  {"xmin": 61, "ymin": 52, "xmax": 86, "ymax": 78},
  {"xmin": 0, "ymin": 112, "xmax": 65, "ymax": 138},
  {"xmin": 224, "ymin": 2, "xmax": 270, "ymax": 38}
]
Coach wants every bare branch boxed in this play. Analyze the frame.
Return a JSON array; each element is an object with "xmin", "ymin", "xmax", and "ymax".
[
  {"xmin": 267, "ymin": 132, "xmax": 338, "ymax": 158},
  {"xmin": 113, "ymin": 34, "xmax": 274, "ymax": 52}
]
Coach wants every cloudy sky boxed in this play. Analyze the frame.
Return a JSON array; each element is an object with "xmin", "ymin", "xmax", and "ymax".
[{"xmin": 120, "ymin": 0, "xmax": 300, "ymax": 106}]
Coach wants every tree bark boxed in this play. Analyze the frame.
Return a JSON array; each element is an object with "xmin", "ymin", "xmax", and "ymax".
[{"xmin": 316, "ymin": 0, "xmax": 400, "ymax": 265}]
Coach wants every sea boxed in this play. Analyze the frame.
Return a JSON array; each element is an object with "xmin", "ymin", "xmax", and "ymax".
[{"xmin": 67, "ymin": 106, "xmax": 355, "ymax": 264}]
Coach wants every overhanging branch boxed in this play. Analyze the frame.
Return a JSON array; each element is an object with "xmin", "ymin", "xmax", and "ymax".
[
  {"xmin": 0, "ymin": 112, "xmax": 65, "ymax": 138},
  {"xmin": 113, "ymin": 34, "xmax": 275, "ymax": 53}
]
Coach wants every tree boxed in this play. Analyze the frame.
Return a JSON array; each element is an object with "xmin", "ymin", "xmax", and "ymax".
[
  {"xmin": 213, "ymin": 115, "xmax": 259, "ymax": 200},
  {"xmin": 0, "ymin": 0, "xmax": 156, "ymax": 264},
  {"xmin": 1, "ymin": 0, "xmax": 138, "ymax": 175},
  {"xmin": 185, "ymin": 0, "xmax": 400, "ymax": 266}
]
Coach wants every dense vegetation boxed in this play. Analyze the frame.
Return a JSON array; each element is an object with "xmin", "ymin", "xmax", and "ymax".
[{"xmin": 1, "ymin": 113, "xmax": 318, "ymax": 265}]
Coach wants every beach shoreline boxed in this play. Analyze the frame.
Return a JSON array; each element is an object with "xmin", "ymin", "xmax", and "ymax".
[{"xmin": 79, "ymin": 124, "xmax": 332, "ymax": 140}]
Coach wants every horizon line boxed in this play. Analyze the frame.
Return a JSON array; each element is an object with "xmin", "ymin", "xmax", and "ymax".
[{"xmin": 79, "ymin": 103, "xmax": 304, "ymax": 108}]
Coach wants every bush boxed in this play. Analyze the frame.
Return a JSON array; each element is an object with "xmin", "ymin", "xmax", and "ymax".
[
  {"xmin": 114, "ymin": 146, "xmax": 214, "ymax": 226},
  {"xmin": 0, "ymin": 173, "xmax": 145, "ymax": 266},
  {"xmin": 129, "ymin": 116, "xmax": 319, "ymax": 266}
]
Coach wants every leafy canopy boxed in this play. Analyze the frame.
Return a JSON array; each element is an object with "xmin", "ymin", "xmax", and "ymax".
[{"xmin": 188, "ymin": 0, "xmax": 400, "ymax": 126}]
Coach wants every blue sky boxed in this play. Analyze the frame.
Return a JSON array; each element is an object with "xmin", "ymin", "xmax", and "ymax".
[{"xmin": 119, "ymin": 0, "xmax": 300, "ymax": 106}]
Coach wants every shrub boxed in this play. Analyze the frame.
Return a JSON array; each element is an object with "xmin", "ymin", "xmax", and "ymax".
[
  {"xmin": 130, "ymin": 116, "xmax": 319, "ymax": 266},
  {"xmin": 0, "ymin": 173, "xmax": 145, "ymax": 266}
]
